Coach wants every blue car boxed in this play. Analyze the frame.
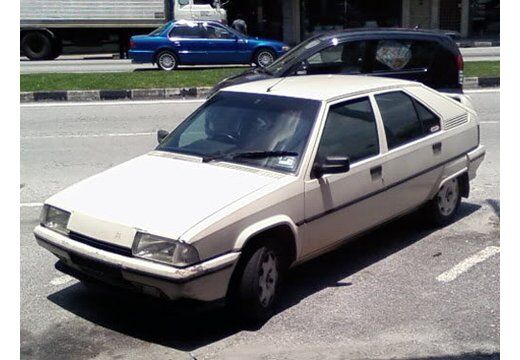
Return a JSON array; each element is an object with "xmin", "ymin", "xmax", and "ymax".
[{"xmin": 129, "ymin": 20, "xmax": 289, "ymax": 71}]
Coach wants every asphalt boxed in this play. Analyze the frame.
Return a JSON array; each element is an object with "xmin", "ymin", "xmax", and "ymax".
[
  {"xmin": 19, "ymin": 47, "xmax": 499, "ymax": 74},
  {"xmin": 20, "ymin": 90, "xmax": 500, "ymax": 359}
]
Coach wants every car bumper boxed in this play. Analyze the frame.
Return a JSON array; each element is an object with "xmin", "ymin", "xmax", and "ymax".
[
  {"xmin": 34, "ymin": 225, "xmax": 239, "ymax": 301},
  {"xmin": 467, "ymin": 144, "xmax": 486, "ymax": 180},
  {"xmin": 128, "ymin": 50, "xmax": 155, "ymax": 64}
]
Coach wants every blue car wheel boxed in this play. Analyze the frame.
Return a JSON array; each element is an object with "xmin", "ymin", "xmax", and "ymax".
[
  {"xmin": 156, "ymin": 51, "xmax": 178, "ymax": 71},
  {"xmin": 254, "ymin": 49, "xmax": 276, "ymax": 68}
]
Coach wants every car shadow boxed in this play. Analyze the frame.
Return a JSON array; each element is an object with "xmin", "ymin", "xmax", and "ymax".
[{"xmin": 47, "ymin": 202, "xmax": 481, "ymax": 353}]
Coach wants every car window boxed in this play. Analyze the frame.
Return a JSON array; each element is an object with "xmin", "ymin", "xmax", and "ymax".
[
  {"xmin": 413, "ymin": 99, "xmax": 441, "ymax": 134},
  {"xmin": 315, "ymin": 97, "xmax": 379, "ymax": 164},
  {"xmin": 306, "ymin": 41, "xmax": 366, "ymax": 74},
  {"xmin": 170, "ymin": 25, "xmax": 201, "ymax": 38},
  {"xmin": 158, "ymin": 92, "xmax": 321, "ymax": 173},
  {"xmin": 372, "ymin": 40, "xmax": 438, "ymax": 72},
  {"xmin": 201, "ymin": 24, "xmax": 234, "ymax": 39},
  {"xmin": 375, "ymin": 91, "xmax": 425, "ymax": 149}
]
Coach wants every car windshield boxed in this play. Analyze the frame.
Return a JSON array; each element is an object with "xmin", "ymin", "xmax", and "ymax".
[
  {"xmin": 149, "ymin": 23, "xmax": 171, "ymax": 36},
  {"xmin": 266, "ymin": 37, "xmax": 323, "ymax": 74},
  {"xmin": 157, "ymin": 92, "xmax": 321, "ymax": 173}
]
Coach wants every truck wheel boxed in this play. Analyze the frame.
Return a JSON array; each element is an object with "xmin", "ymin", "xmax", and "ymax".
[
  {"xmin": 425, "ymin": 178, "xmax": 462, "ymax": 227},
  {"xmin": 156, "ymin": 51, "xmax": 178, "ymax": 71},
  {"xmin": 253, "ymin": 49, "xmax": 276, "ymax": 68},
  {"xmin": 21, "ymin": 32, "xmax": 53, "ymax": 60},
  {"xmin": 234, "ymin": 244, "xmax": 282, "ymax": 323}
]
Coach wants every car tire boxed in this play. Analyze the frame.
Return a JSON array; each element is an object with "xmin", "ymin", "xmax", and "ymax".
[
  {"xmin": 253, "ymin": 48, "xmax": 276, "ymax": 68},
  {"xmin": 425, "ymin": 177, "xmax": 462, "ymax": 226},
  {"xmin": 234, "ymin": 243, "xmax": 282, "ymax": 323},
  {"xmin": 21, "ymin": 32, "xmax": 54, "ymax": 61},
  {"xmin": 156, "ymin": 51, "xmax": 178, "ymax": 71}
]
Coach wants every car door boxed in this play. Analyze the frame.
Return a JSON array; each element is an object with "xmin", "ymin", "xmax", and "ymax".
[
  {"xmin": 371, "ymin": 90, "xmax": 444, "ymax": 221},
  {"xmin": 300, "ymin": 95, "xmax": 386, "ymax": 259},
  {"xmin": 366, "ymin": 39, "xmax": 439, "ymax": 87},
  {"xmin": 200, "ymin": 24, "xmax": 241, "ymax": 63},
  {"xmin": 168, "ymin": 23, "xmax": 207, "ymax": 63},
  {"xmin": 294, "ymin": 40, "xmax": 370, "ymax": 76}
]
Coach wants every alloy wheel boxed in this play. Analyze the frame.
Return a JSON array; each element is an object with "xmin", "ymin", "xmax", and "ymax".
[{"xmin": 437, "ymin": 178, "xmax": 459, "ymax": 216}]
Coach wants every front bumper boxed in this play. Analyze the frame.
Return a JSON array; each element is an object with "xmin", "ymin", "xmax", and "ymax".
[{"xmin": 34, "ymin": 225, "xmax": 239, "ymax": 301}]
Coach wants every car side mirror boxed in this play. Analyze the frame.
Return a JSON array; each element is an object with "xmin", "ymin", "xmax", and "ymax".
[
  {"xmin": 313, "ymin": 156, "xmax": 350, "ymax": 178},
  {"xmin": 157, "ymin": 129, "xmax": 169, "ymax": 144}
]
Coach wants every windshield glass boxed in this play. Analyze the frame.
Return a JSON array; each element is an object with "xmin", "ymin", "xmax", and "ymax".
[
  {"xmin": 149, "ymin": 23, "xmax": 171, "ymax": 36},
  {"xmin": 157, "ymin": 92, "xmax": 321, "ymax": 173},
  {"xmin": 266, "ymin": 37, "xmax": 323, "ymax": 74}
]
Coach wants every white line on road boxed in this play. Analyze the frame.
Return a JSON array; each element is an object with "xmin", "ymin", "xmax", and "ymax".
[
  {"xmin": 20, "ymin": 99, "xmax": 205, "ymax": 108},
  {"xmin": 22, "ymin": 132, "xmax": 155, "ymax": 140},
  {"xmin": 436, "ymin": 246, "xmax": 500, "ymax": 282},
  {"xmin": 20, "ymin": 203, "xmax": 43, "ymax": 208}
]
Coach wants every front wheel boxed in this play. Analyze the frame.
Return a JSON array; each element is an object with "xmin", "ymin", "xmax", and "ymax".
[
  {"xmin": 235, "ymin": 244, "xmax": 282, "ymax": 323},
  {"xmin": 425, "ymin": 178, "xmax": 462, "ymax": 226},
  {"xmin": 156, "ymin": 51, "xmax": 178, "ymax": 71},
  {"xmin": 253, "ymin": 49, "xmax": 276, "ymax": 68}
]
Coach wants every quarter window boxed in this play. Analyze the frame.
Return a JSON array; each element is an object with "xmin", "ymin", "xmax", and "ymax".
[
  {"xmin": 315, "ymin": 97, "xmax": 379, "ymax": 164},
  {"xmin": 375, "ymin": 91, "xmax": 424, "ymax": 149},
  {"xmin": 413, "ymin": 99, "xmax": 441, "ymax": 134}
]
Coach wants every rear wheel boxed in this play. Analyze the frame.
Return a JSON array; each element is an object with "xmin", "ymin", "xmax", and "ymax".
[
  {"xmin": 21, "ymin": 32, "xmax": 54, "ymax": 60},
  {"xmin": 253, "ymin": 49, "xmax": 276, "ymax": 68},
  {"xmin": 425, "ymin": 178, "xmax": 462, "ymax": 226},
  {"xmin": 156, "ymin": 51, "xmax": 178, "ymax": 71}
]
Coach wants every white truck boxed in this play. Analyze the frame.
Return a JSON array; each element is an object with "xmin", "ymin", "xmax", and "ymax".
[{"xmin": 20, "ymin": 0, "xmax": 227, "ymax": 60}]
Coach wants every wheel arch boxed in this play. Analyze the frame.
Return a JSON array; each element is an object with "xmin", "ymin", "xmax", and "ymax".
[{"xmin": 430, "ymin": 168, "xmax": 470, "ymax": 200}]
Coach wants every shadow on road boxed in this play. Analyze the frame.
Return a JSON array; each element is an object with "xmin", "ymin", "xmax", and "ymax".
[{"xmin": 47, "ymin": 202, "xmax": 481, "ymax": 353}]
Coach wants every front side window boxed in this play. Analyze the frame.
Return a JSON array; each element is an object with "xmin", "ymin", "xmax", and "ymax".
[
  {"xmin": 157, "ymin": 92, "xmax": 321, "ymax": 173},
  {"xmin": 305, "ymin": 41, "xmax": 366, "ymax": 75},
  {"xmin": 201, "ymin": 24, "xmax": 234, "ymax": 39},
  {"xmin": 315, "ymin": 97, "xmax": 379, "ymax": 164},
  {"xmin": 372, "ymin": 40, "xmax": 438, "ymax": 72},
  {"xmin": 375, "ymin": 91, "xmax": 425, "ymax": 149}
]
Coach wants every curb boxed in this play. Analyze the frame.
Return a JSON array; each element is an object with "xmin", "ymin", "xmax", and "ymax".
[
  {"xmin": 20, "ymin": 87, "xmax": 212, "ymax": 103},
  {"xmin": 20, "ymin": 79, "xmax": 498, "ymax": 103},
  {"xmin": 457, "ymin": 40, "xmax": 500, "ymax": 48}
]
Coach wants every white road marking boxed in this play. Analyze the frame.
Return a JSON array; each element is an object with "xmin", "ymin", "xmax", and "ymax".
[
  {"xmin": 436, "ymin": 246, "xmax": 500, "ymax": 282},
  {"xmin": 22, "ymin": 132, "xmax": 154, "ymax": 140},
  {"xmin": 50, "ymin": 275, "xmax": 75, "ymax": 286},
  {"xmin": 20, "ymin": 202, "xmax": 43, "ymax": 208},
  {"xmin": 20, "ymin": 99, "xmax": 205, "ymax": 108}
]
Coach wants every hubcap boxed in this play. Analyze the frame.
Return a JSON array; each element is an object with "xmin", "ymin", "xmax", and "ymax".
[
  {"xmin": 258, "ymin": 251, "xmax": 278, "ymax": 307},
  {"xmin": 257, "ymin": 51, "xmax": 274, "ymax": 67},
  {"xmin": 159, "ymin": 53, "xmax": 175, "ymax": 70},
  {"xmin": 437, "ymin": 178, "xmax": 459, "ymax": 216}
]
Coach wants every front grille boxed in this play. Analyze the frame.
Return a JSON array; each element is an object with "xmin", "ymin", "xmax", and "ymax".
[{"xmin": 68, "ymin": 231, "xmax": 132, "ymax": 257}]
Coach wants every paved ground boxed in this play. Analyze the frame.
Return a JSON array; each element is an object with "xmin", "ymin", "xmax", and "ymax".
[
  {"xmin": 20, "ymin": 90, "xmax": 500, "ymax": 359},
  {"xmin": 19, "ymin": 47, "xmax": 499, "ymax": 74}
]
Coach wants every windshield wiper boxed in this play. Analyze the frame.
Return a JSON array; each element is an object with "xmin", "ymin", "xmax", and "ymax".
[{"xmin": 202, "ymin": 150, "xmax": 298, "ymax": 163}]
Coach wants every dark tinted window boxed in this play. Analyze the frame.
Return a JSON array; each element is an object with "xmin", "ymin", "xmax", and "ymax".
[
  {"xmin": 413, "ymin": 99, "xmax": 441, "ymax": 134},
  {"xmin": 306, "ymin": 41, "xmax": 366, "ymax": 75},
  {"xmin": 375, "ymin": 91, "xmax": 424, "ymax": 149},
  {"xmin": 372, "ymin": 40, "xmax": 438, "ymax": 72},
  {"xmin": 316, "ymin": 97, "xmax": 379, "ymax": 163},
  {"xmin": 170, "ymin": 25, "xmax": 201, "ymax": 38}
]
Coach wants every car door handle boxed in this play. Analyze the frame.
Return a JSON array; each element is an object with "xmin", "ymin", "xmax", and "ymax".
[
  {"xmin": 370, "ymin": 165, "xmax": 382, "ymax": 180},
  {"xmin": 432, "ymin": 142, "xmax": 442, "ymax": 154}
]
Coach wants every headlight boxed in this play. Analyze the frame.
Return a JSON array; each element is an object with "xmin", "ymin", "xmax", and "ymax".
[
  {"xmin": 282, "ymin": 45, "xmax": 290, "ymax": 52},
  {"xmin": 132, "ymin": 232, "xmax": 200, "ymax": 267},
  {"xmin": 40, "ymin": 205, "xmax": 71, "ymax": 235}
]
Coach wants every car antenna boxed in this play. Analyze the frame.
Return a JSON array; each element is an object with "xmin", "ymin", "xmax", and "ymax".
[{"xmin": 266, "ymin": 77, "xmax": 285, "ymax": 93}]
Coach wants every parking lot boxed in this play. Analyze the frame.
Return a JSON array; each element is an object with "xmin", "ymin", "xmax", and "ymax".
[{"xmin": 20, "ymin": 89, "xmax": 499, "ymax": 360}]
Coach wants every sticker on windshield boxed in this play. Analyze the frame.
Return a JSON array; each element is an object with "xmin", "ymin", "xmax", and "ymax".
[
  {"xmin": 277, "ymin": 156, "xmax": 296, "ymax": 168},
  {"xmin": 376, "ymin": 41, "xmax": 412, "ymax": 70}
]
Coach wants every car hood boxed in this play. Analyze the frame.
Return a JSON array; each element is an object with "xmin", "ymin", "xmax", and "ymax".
[{"xmin": 46, "ymin": 152, "xmax": 281, "ymax": 247}]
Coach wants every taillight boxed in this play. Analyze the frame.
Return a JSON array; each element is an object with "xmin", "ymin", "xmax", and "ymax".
[
  {"xmin": 129, "ymin": 39, "xmax": 135, "ymax": 49},
  {"xmin": 456, "ymin": 54, "xmax": 464, "ymax": 85}
]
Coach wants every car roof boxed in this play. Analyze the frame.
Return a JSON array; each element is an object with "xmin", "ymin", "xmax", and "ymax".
[
  {"xmin": 221, "ymin": 75, "xmax": 421, "ymax": 101},
  {"xmin": 311, "ymin": 27, "xmax": 453, "ymax": 41}
]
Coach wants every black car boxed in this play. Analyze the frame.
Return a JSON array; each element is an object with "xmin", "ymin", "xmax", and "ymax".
[{"xmin": 210, "ymin": 28, "xmax": 464, "ymax": 96}]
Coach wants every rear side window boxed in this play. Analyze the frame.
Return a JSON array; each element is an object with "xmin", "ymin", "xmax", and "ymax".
[
  {"xmin": 375, "ymin": 91, "xmax": 424, "ymax": 149},
  {"xmin": 372, "ymin": 40, "xmax": 438, "ymax": 72},
  {"xmin": 170, "ymin": 25, "xmax": 201, "ymax": 38},
  {"xmin": 316, "ymin": 97, "xmax": 379, "ymax": 163},
  {"xmin": 306, "ymin": 41, "xmax": 366, "ymax": 74}
]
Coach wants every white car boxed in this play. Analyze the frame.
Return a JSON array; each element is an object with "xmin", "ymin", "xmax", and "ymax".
[{"xmin": 34, "ymin": 75, "xmax": 485, "ymax": 321}]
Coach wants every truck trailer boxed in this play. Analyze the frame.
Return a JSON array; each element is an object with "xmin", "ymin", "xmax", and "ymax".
[{"xmin": 20, "ymin": 0, "xmax": 227, "ymax": 60}]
